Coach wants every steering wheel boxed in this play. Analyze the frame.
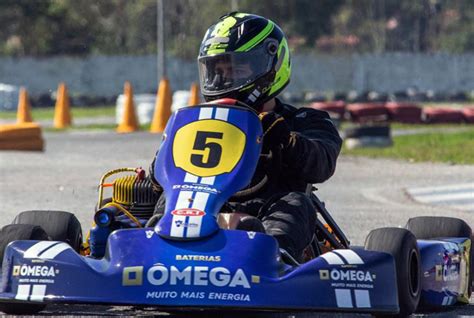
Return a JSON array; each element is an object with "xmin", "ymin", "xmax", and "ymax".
[{"xmin": 232, "ymin": 144, "xmax": 283, "ymax": 199}]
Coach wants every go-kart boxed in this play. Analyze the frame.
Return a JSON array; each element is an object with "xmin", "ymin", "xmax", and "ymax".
[{"xmin": 0, "ymin": 99, "xmax": 472, "ymax": 317}]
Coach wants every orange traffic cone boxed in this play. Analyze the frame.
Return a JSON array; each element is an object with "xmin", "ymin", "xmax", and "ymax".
[
  {"xmin": 188, "ymin": 82, "xmax": 200, "ymax": 106},
  {"xmin": 117, "ymin": 81, "xmax": 139, "ymax": 133},
  {"xmin": 16, "ymin": 87, "xmax": 33, "ymax": 124},
  {"xmin": 150, "ymin": 78, "xmax": 172, "ymax": 133},
  {"xmin": 54, "ymin": 82, "xmax": 73, "ymax": 129}
]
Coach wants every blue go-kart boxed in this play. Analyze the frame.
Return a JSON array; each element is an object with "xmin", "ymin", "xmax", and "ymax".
[{"xmin": 0, "ymin": 99, "xmax": 472, "ymax": 316}]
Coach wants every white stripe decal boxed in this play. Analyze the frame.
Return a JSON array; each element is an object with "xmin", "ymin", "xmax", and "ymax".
[
  {"xmin": 171, "ymin": 191, "xmax": 194, "ymax": 238},
  {"xmin": 175, "ymin": 191, "xmax": 193, "ymax": 209},
  {"xmin": 199, "ymin": 107, "xmax": 213, "ymax": 119},
  {"xmin": 170, "ymin": 215, "xmax": 186, "ymax": 237},
  {"xmin": 192, "ymin": 192, "xmax": 210, "ymax": 211},
  {"xmin": 442, "ymin": 296, "xmax": 449, "ymax": 306},
  {"xmin": 30, "ymin": 285, "xmax": 47, "ymax": 302},
  {"xmin": 184, "ymin": 173, "xmax": 199, "ymax": 183},
  {"xmin": 200, "ymin": 176, "xmax": 216, "ymax": 185},
  {"xmin": 15, "ymin": 284, "xmax": 30, "ymax": 300},
  {"xmin": 354, "ymin": 289, "xmax": 371, "ymax": 308},
  {"xmin": 183, "ymin": 192, "xmax": 210, "ymax": 238},
  {"xmin": 215, "ymin": 108, "xmax": 229, "ymax": 121},
  {"xmin": 248, "ymin": 94, "xmax": 257, "ymax": 102},
  {"xmin": 335, "ymin": 289, "xmax": 353, "ymax": 308},
  {"xmin": 334, "ymin": 250, "xmax": 364, "ymax": 265},
  {"xmin": 39, "ymin": 242, "xmax": 69, "ymax": 259},
  {"xmin": 321, "ymin": 252, "xmax": 345, "ymax": 265},
  {"xmin": 185, "ymin": 215, "xmax": 204, "ymax": 238},
  {"xmin": 23, "ymin": 241, "xmax": 57, "ymax": 259}
]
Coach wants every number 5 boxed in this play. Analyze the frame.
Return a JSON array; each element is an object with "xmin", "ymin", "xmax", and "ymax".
[{"xmin": 191, "ymin": 131, "xmax": 223, "ymax": 168}]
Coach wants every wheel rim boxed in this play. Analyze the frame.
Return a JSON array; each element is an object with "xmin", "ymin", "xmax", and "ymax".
[{"xmin": 408, "ymin": 249, "xmax": 420, "ymax": 297}]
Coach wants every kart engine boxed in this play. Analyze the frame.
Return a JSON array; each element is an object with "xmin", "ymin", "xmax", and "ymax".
[
  {"xmin": 110, "ymin": 174, "xmax": 160, "ymax": 220},
  {"xmin": 88, "ymin": 168, "xmax": 160, "ymax": 257}
]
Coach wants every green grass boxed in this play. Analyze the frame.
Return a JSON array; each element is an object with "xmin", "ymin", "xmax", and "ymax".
[
  {"xmin": 0, "ymin": 106, "xmax": 115, "ymax": 120},
  {"xmin": 342, "ymin": 128, "xmax": 474, "ymax": 164}
]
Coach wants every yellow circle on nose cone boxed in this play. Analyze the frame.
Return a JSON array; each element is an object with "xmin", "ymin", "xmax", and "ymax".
[{"xmin": 173, "ymin": 120, "xmax": 246, "ymax": 177}]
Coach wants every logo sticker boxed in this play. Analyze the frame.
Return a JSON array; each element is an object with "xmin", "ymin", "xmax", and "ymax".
[
  {"xmin": 13, "ymin": 265, "xmax": 58, "ymax": 277},
  {"xmin": 172, "ymin": 208, "xmax": 206, "ymax": 216},
  {"xmin": 319, "ymin": 269, "xmax": 330, "ymax": 280},
  {"xmin": 146, "ymin": 230, "xmax": 154, "ymax": 239},
  {"xmin": 247, "ymin": 231, "xmax": 256, "ymax": 239},
  {"xmin": 122, "ymin": 264, "xmax": 252, "ymax": 288},
  {"xmin": 174, "ymin": 220, "xmax": 199, "ymax": 228}
]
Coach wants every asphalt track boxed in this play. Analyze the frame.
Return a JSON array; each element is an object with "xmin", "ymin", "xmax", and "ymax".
[{"xmin": 1, "ymin": 131, "xmax": 474, "ymax": 317}]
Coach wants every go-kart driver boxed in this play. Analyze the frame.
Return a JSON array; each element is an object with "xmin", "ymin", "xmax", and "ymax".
[{"xmin": 150, "ymin": 12, "xmax": 342, "ymax": 261}]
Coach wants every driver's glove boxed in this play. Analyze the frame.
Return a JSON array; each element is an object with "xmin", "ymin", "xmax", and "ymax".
[{"xmin": 259, "ymin": 112, "xmax": 292, "ymax": 150}]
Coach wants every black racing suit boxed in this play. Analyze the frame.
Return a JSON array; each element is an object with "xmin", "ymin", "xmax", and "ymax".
[
  {"xmin": 224, "ymin": 99, "xmax": 342, "ymax": 258},
  {"xmin": 151, "ymin": 98, "xmax": 342, "ymax": 259}
]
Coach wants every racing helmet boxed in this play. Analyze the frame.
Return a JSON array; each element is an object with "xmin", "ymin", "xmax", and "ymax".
[{"xmin": 198, "ymin": 12, "xmax": 291, "ymax": 111}]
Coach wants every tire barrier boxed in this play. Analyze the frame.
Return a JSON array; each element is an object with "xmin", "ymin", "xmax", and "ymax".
[
  {"xmin": 462, "ymin": 107, "xmax": 474, "ymax": 123},
  {"xmin": 309, "ymin": 101, "xmax": 472, "ymax": 125},
  {"xmin": 309, "ymin": 101, "xmax": 346, "ymax": 118},
  {"xmin": 422, "ymin": 107, "xmax": 464, "ymax": 124},
  {"xmin": 344, "ymin": 124, "xmax": 392, "ymax": 149},
  {"xmin": 385, "ymin": 102, "xmax": 422, "ymax": 124},
  {"xmin": 346, "ymin": 103, "xmax": 388, "ymax": 123},
  {"xmin": 0, "ymin": 122, "xmax": 44, "ymax": 151}
]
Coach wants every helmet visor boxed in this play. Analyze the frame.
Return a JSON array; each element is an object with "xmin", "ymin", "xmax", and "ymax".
[{"xmin": 198, "ymin": 45, "xmax": 274, "ymax": 96}]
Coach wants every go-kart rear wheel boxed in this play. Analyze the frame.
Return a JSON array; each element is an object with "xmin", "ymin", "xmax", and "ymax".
[
  {"xmin": 0, "ymin": 224, "xmax": 48, "ymax": 314},
  {"xmin": 406, "ymin": 216, "xmax": 473, "ymax": 297},
  {"xmin": 365, "ymin": 227, "xmax": 421, "ymax": 317},
  {"xmin": 13, "ymin": 210, "xmax": 83, "ymax": 252}
]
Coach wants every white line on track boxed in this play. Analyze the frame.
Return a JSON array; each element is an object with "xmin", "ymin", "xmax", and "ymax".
[{"xmin": 407, "ymin": 183, "xmax": 474, "ymax": 212}]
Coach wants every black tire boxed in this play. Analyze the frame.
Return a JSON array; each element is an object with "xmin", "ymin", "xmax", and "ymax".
[
  {"xmin": 0, "ymin": 302, "xmax": 46, "ymax": 315},
  {"xmin": 0, "ymin": 224, "xmax": 49, "ymax": 263},
  {"xmin": 13, "ymin": 210, "xmax": 83, "ymax": 253},
  {"xmin": 344, "ymin": 125, "xmax": 390, "ymax": 138},
  {"xmin": 0, "ymin": 224, "xmax": 48, "ymax": 315},
  {"xmin": 406, "ymin": 216, "xmax": 471, "ymax": 240},
  {"xmin": 365, "ymin": 228, "xmax": 421, "ymax": 317},
  {"xmin": 406, "ymin": 216, "xmax": 473, "ymax": 297}
]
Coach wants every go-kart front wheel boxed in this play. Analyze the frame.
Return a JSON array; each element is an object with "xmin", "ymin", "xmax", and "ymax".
[
  {"xmin": 13, "ymin": 210, "xmax": 83, "ymax": 252},
  {"xmin": 365, "ymin": 227, "xmax": 421, "ymax": 317},
  {"xmin": 0, "ymin": 224, "xmax": 49, "ymax": 315},
  {"xmin": 0, "ymin": 302, "xmax": 46, "ymax": 315}
]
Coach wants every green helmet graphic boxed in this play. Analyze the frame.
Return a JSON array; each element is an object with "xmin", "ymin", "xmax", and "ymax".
[{"xmin": 198, "ymin": 12, "xmax": 291, "ymax": 111}]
